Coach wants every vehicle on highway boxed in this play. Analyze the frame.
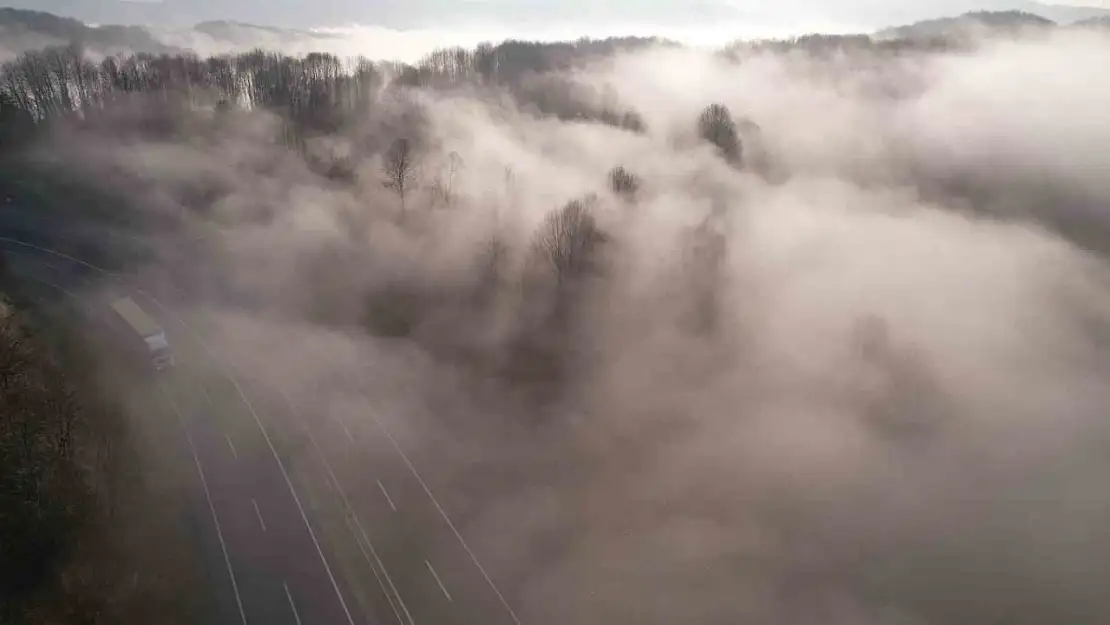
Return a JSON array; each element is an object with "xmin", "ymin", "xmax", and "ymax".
[{"xmin": 110, "ymin": 296, "xmax": 175, "ymax": 370}]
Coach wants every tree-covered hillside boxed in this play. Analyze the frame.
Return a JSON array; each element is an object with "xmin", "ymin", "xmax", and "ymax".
[{"xmin": 0, "ymin": 8, "xmax": 181, "ymax": 58}]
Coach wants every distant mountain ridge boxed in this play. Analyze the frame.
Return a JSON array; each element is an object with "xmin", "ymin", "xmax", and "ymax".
[
  {"xmin": 3, "ymin": 0, "xmax": 1110, "ymax": 31},
  {"xmin": 192, "ymin": 20, "xmax": 340, "ymax": 42},
  {"xmin": 1075, "ymin": 15, "xmax": 1110, "ymax": 27},
  {"xmin": 1, "ymin": 4, "xmax": 1109, "ymax": 61},
  {"xmin": 1016, "ymin": 0, "xmax": 1110, "ymax": 23},
  {"xmin": 0, "ymin": 7, "xmax": 181, "ymax": 57},
  {"xmin": 876, "ymin": 7, "xmax": 1110, "ymax": 40},
  {"xmin": 0, "ymin": 9, "xmax": 346, "ymax": 59},
  {"xmin": 875, "ymin": 10, "xmax": 1056, "ymax": 40}
]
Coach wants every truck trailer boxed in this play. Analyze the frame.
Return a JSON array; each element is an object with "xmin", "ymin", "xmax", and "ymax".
[{"xmin": 110, "ymin": 296, "xmax": 175, "ymax": 370}]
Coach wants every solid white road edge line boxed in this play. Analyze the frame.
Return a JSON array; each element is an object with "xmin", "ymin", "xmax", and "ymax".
[
  {"xmin": 425, "ymin": 560, "xmax": 452, "ymax": 602},
  {"xmin": 273, "ymin": 386, "xmax": 412, "ymax": 625},
  {"xmin": 252, "ymin": 498, "xmax": 267, "ymax": 532},
  {"xmin": 377, "ymin": 479, "xmax": 397, "ymax": 512},
  {"xmin": 357, "ymin": 396, "xmax": 523, "ymax": 625},
  {"xmin": 161, "ymin": 387, "xmax": 249, "ymax": 625},
  {"xmin": 343, "ymin": 514, "xmax": 406, "ymax": 625},
  {"xmin": 284, "ymin": 582, "xmax": 303, "ymax": 625}
]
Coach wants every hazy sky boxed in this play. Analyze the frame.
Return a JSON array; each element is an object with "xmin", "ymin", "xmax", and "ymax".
[{"xmin": 11, "ymin": 0, "xmax": 1110, "ymax": 36}]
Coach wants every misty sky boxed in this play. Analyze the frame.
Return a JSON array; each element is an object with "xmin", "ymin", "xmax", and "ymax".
[{"xmin": 13, "ymin": 0, "xmax": 1110, "ymax": 34}]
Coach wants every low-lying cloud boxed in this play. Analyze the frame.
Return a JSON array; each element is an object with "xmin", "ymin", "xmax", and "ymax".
[
  {"xmin": 26, "ymin": 24, "xmax": 1110, "ymax": 625},
  {"xmin": 153, "ymin": 18, "xmax": 868, "ymax": 63}
]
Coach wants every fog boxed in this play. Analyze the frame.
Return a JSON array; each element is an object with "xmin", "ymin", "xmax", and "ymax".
[
  {"xmin": 23, "ymin": 26, "xmax": 1110, "ymax": 625},
  {"xmin": 149, "ymin": 20, "xmax": 861, "ymax": 63},
  {"xmin": 0, "ymin": 28, "xmax": 64, "ymax": 62}
]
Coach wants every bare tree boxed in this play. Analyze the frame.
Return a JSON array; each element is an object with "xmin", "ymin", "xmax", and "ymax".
[
  {"xmin": 531, "ymin": 195, "xmax": 602, "ymax": 284},
  {"xmin": 431, "ymin": 150, "xmax": 465, "ymax": 208},
  {"xmin": 381, "ymin": 137, "xmax": 419, "ymax": 214},
  {"xmin": 608, "ymin": 165, "xmax": 640, "ymax": 202},
  {"xmin": 697, "ymin": 102, "xmax": 741, "ymax": 164}
]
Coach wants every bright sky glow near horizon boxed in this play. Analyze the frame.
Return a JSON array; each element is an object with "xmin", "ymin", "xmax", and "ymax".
[
  {"xmin": 9, "ymin": 0, "xmax": 1110, "ymax": 30},
  {"xmin": 7, "ymin": 0, "xmax": 1110, "ymax": 62},
  {"xmin": 0, "ymin": 0, "xmax": 1086, "ymax": 62}
]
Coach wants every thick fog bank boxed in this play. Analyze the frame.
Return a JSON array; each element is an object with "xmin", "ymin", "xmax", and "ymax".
[{"xmin": 19, "ymin": 27, "xmax": 1110, "ymax": 625}]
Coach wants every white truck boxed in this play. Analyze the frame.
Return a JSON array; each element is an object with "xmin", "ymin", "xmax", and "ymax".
[{"xmin": 110, "ymin": 296, "xmax": 175, "ymax": 370}]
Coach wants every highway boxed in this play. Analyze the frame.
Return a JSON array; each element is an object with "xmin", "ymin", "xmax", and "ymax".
[{"xmin": 0, "ymin": 208, "xmax": 526, "ymax": 625}]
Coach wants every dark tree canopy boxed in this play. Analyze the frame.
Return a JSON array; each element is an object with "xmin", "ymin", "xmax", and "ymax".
[
  {"xmin": 697, "ymin": 103, "xmax": 741, "ymax": 164},
  {"xmin": 608, "ymin": 165, "xmax": 641, "ymax": 201},
  {"xmin": 0, "ymin": 33, "xmax": 674, "ymax": 151},
  {"xmin": 532, "ymin": 195, "xmax": 603, "ymax": 284}
]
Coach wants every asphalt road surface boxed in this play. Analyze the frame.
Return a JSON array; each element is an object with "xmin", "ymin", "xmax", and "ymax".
[{"xmin": 1, "ymin": 207, "xmax": 527, "ymax": 625}]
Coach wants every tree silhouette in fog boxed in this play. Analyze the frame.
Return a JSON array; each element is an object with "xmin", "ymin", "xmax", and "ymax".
[{"xmin": 698, "ymin": 103, "xmax": 741, "ymax": 165}]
